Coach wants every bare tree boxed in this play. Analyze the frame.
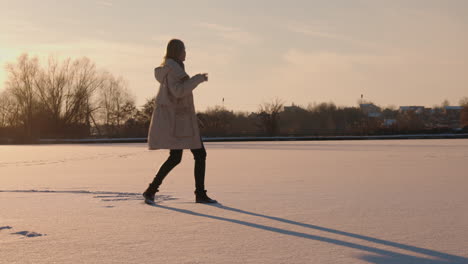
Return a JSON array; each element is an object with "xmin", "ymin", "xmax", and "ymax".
[
  {"xmin": 32, "ymin": 56, "xmax": 103, "ymax": 136},
  {"xmin": 198, "ymin": 105, "xmax": 236, "ymax": 135},
  {"xmin": 34, "ymin": 56, "xmax": 72, "ymax": 133},
  {"xmin": 5, "ymin": 54, "xmax": 40, "ymax": 139},
  {"xmin": 258, "ymin": 98, "xmax": 284, "ymax": 136},
  {"xmin": 140, "ymin": 96, "xmax": 156, "ymax": 123},
  {"xmin": 441, "ymin": 99, "xmax": 450, "ymax": 108},
  {"xmin": 460, "ymin": 97, "xmax": 468, "ymax": 128},
  {"xmin": 0, "ymin": 90, "xmax": 20, "ymax": 128},
  {"xmin": 98, "ymin": 73, "xmax": 135, "ymax": 136},
  {"xmin": 64, "ymin": 57, "xmax": 102, "ymax": 129},
  {"xmin": 2, "ymin": 53, "xmax": 143, "ymax": 139},
  {"xmin": 459, "ymin": 97, "xmax": 468, "ymax": 107}
]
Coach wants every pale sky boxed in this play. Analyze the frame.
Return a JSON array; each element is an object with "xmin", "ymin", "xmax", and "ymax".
[{"xmin": 1, "ymin": 0, "xmax": 467, "ymax": 111}]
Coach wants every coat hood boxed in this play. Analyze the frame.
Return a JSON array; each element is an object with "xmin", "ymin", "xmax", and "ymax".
[
  {"xmin": 154, "ymin": 64, "xmax": 170, "ymax": 83},
  {"xmin": 154, "ymin": 59, "xmax": 183, "ymax": 83}
]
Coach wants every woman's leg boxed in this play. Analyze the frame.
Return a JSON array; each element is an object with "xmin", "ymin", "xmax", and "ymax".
[
  {"xmin": 190, "ymin": 144, "xmax": 206, "ymax": 192},
  {"xmin": 147, "ymin": 149, "xmax": 183, "ymax": 193},
  {"xmin": 191, "ymin": 142, "xmax": 216, "ymax": 203}
]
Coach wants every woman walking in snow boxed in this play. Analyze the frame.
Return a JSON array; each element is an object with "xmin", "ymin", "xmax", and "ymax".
[{"xmin": 143, "ymin": 39, "xmax": 217, "ymax": 204}]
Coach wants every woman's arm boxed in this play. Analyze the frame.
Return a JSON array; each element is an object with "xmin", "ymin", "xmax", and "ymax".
[{"xmin": 168, "ymin": 63, "xmax": 206, "ymax": 98}]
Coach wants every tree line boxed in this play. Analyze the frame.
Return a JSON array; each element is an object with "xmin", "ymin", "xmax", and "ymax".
[
  {"xmin": 1, "ymin": 54, "xmax": 467, "ymax": 143},
  {"xmin": 197, "ymin": 100, "xmax": 467, "ymax": 137},
  {"xmin": 0, "ymin": 54, "xmax": 138, "ymax": 142}
]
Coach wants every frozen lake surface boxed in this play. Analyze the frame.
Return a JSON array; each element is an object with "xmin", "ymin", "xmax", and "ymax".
[{"xmin": 1, "ymin": 140, "xmax": 468, "ymax": 263}]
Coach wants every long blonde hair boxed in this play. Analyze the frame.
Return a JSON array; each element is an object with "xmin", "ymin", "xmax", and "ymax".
[{"xmin": 162, "ymin": 39, "xmax": 185, "ymax": 68}]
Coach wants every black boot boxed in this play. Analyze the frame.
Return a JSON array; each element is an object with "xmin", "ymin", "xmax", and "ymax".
[
  {"xmin": 143, "ymin": 184, "xmax": 158, "ymax": 205},
  {"xmin": 195, "ymin": 190, "xmax": 217, "ymax": 204}
]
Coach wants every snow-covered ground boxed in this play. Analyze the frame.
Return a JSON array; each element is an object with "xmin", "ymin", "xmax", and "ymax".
[{"xmin": 1, "ymin": 140, "xmax": 468, "ymax": 264}]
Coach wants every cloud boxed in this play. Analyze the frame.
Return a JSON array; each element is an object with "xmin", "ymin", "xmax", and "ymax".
[
  {"xmin": 198, "ymin": 22, "xmax": 260, "ymax": 45},
  {"xmin": 0, "ymin": 19, "xmax": 46, "ymax": 36},
  {"xmin": 286, "ymin": 21, "xmax": 379, "ymax": 50},
  {"xmin": 252, "ymin": 46, "xmax": 468, "ymax": 108}
]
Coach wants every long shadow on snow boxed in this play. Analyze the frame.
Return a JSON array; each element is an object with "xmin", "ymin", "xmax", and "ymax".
[
  {"xmin": 213, "ymin": 204, "xmax": 466, "ymax": 263},
  {"xmin": 152, "ymin": 203, "xmax": 467, "ymax": 264}
]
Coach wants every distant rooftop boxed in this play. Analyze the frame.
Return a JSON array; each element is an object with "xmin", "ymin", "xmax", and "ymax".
[
  {"xmin": 399, "ymin": 106, "xmax": 425, "ymax": 109},
  {"xmin": 444, "ymin": 106, "xmax": 464, "ymax": 110}
]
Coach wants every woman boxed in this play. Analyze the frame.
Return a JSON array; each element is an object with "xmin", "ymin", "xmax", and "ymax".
[{"xmin": 143, "ymin": 39, "xmax": 217, "ymax": 205}]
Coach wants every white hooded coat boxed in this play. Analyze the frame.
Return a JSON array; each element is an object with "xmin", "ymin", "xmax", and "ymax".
[{"xmin": 147, "ymin": 59, "xmax": 205, "ymax": 150}]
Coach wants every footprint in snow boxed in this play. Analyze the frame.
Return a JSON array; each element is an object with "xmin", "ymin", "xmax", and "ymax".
[{"xmin": 12, "ymin": 231, "xmax": 46, "ymax": 238}]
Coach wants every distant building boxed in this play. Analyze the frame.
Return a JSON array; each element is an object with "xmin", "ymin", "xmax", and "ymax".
[
  {"xmin": 283, "ymin": 105, "xmax": 304, "ymax": 113},
  {"xmin": 383, "ymin": 119, "xmax": 397, "ymax": 127},
  {"xmin": 444, "ymin": 106, "xmax": 463, "ymax": 111},
  {"xmin": 399, "ymin": 106, "xmax": 425, "ymax": 114},
  {"xmin": 360, "ymin": 103, "xmax": 381, "ymax": 117},
  {"xmin": 444, "ymin": 106, "xmax": 464, "ymax": 128}
]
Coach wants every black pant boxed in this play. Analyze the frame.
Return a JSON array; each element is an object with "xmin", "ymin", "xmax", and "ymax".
[{"xmin": 150, "ymin": 142, "xmax": 207, "ymax": 191}]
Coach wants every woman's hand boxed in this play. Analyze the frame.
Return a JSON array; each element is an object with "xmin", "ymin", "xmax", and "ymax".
[{"xmin": 195, "ymin": 73, "xmax": 208, "ymax": 82}]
